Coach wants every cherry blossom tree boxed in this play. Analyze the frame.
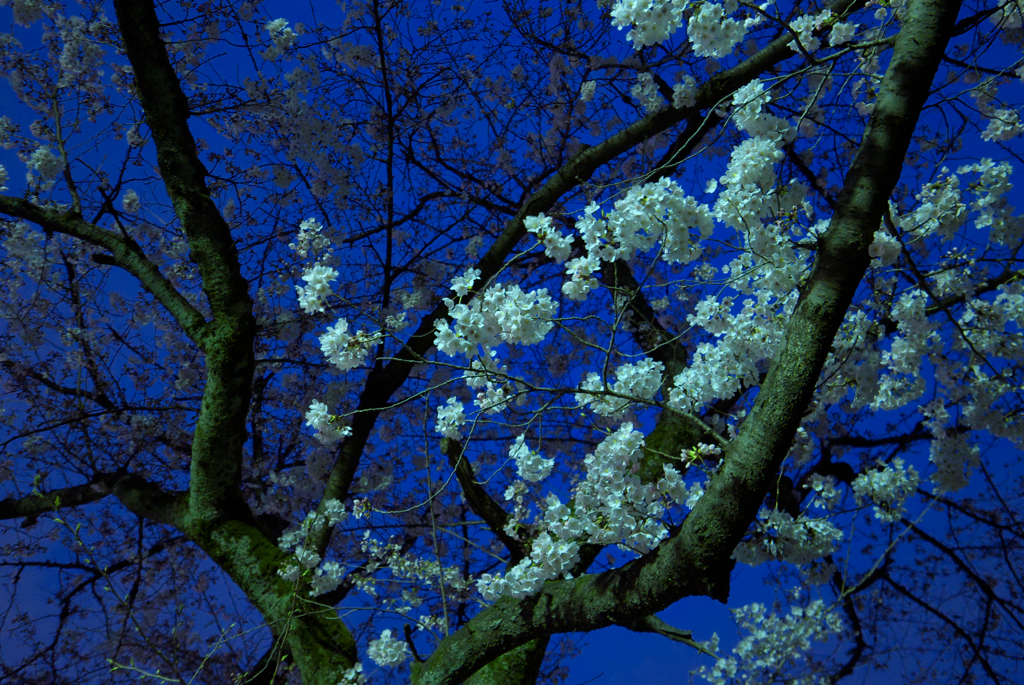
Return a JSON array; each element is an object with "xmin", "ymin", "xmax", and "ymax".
[{"xmin": 0, "ymin": 0, "xmax": 1021, "ymax": 684}]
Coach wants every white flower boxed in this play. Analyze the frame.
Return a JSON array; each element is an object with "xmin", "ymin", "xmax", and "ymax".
[
  {"xmin": 525, "ymin": 213, "xmax": 573, "ymax": 263},
  {"xmin": 10, "ymin": 0, "xmax": 44, "ymax": 27},
  {"xmin": 262, "ymin": 18, "xmax": 298, "ymax": 60},
  {"xmin": 295, "ymin": 263, "xmax": 339, "ymax": 314},
  {"xmin": 982, "ymin": 108, "xmax": 1023, "ymax": 142},
  {"xmin": 122, "ymin": 189, "xmax": 140, "ymax": 213},
  {"xmin": 696, "ymin": 600, "xmax": 844, "ymax": 684},
  {"xmin": 367, "ymin": 629, "xmax": 411, "ymax": 667},
  {"xmin": 450, "ymin": 267, "xmax": 480, "ymax": 296},
  {"xmin": 575, "ymin": 358, "xmax": 665, "ymax": 418},
  {"xmin": 631, "ymin": 72, "xmax": 665, "ymax": 113},
  {"xmin": 610, "ymin": 0, "xmax": 690, "ymax": 49},
  {"xmin": 27, "ymin": 147, "xmax": 63, "ymax": 187},
  {"xmin": 688, "ymin": 2, "xmax": 749, "ymax": 58},
  {"xmin": 435, "ymin": 397, "xmax": 467, "ymax": 439},
  {"xmin": 733, "ymin": 509, "xmax": 843, "ymax": 566},
  {"xmin": 580, "ymin": 80, "xmax": 597, "ymax": 102},
  {"xmin": 338, "ymin": 663, "xmax": 366, "ymax": 684},
  {"xmin": 868, "ymin": 229, "xmax": 901, "ymax": 267},
  {"xmin": 304, "ymin": 400, "xmax": 352, "ymax": 445},
  {"xmin": 929, "ymin": 434, "xmax": 980, "ymax": 493},
  {"xmin": 434, "ymin": 282, "xmax": 558, "ymax": 355},
  {"xmin": 672, "ymin": 75, "xmax": 697, "ymax": 109},
  {"xmin": 787, "ymin": 10, "xmax": 832, "ymax": 53},
  {"xmin": 320, "ymin": 318, "xmax": 382, "ymax": 372},
  {"xmin": 828, "ymin": 21, "xmax": 858, "ymax": 46},
  {"xmin": 852, "ymin": 458, "xmax": 920, "ymax": 521},
  {"xmin": 288, "ymin": 217, "xmax": 333, "ymax": 258},
  {"xmin": 509, "ymin": 434, "xmax": 554, "ymax": 483}
]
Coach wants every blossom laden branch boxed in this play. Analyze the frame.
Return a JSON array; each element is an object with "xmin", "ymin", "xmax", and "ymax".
[
  {"xmin": 413, "ymin": 0, "xmax": 964, "ymax": 679},
  {"xmin": 0, "ymin": 196, "xmax": 208, "ymax": 345}
]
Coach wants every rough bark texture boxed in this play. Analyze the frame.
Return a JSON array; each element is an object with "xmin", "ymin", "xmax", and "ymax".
[{"xmin": 107, "ymin": 2, "xmax": 360, "ymax": 682}]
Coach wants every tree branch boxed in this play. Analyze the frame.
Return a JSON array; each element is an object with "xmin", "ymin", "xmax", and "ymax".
[
  {"xmin": 412, "ymin": 0, "xmax": 961, "ymax": 679},
  {"xmin": 112, "ymin": 0, "xmax": 256, "ymax": 524},
  {"xmin": 0, "ymin": 197, "xmax": 207, "ymax": 344}
]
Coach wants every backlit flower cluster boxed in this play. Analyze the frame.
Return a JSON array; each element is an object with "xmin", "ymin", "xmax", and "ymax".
[
  {"xmin": 733, "ymin": 509, "xmax": 843, "ymax": 566},
  {"xmin": 304, "ymin": 400, "xmax": 352, "ymax": 446},
  {"xmin": 557, "ymin": 177, "xmax": 713, "ymax": 301},
  {"xmin": 852, "ymin": 458, "xmax": 921, "ymax": 521},
  {"xmin": 696, "ymin": 600, "xmax": 844, "ymax": 684},
  {"xmin": 609, "ymin": 0, "xmax": 690, "ymax": 49},
  {"xmin": 296, "ymin": 264, "xmax": 338, "ymax": 314},
  {"xmin": 434, "ymin": 397, "xmax": 467, "ymax": 439},
  {"xmin": 478, "ymin": 424, "xmax": 669, "ymax": 600},
  {"xmin": 367, "ymin": 629, "xmax": 410, "ymax": 667},
  {"xmin": 509, "ymin": 433, "xmax": 555, "ymax": 483},
  {"xmin": 320, "ymin": 319, "xmax": 383, "ymax": 373},
  {"xmin": 575, "ymin": 358, "xmax": 665, "ymax": 418},
  {"xmin": 26, "ymin": 147, "xmax": 62, "ymax": 188},
  {"xmin": 262, "ymin": 18, "xmax": 298, "ymax": 60},
  {"xmin": 687, "ymin": 1, "xmax": 752, "ymax": 58},
  {"xmin": 434, "ymin": 278, "xmax": 557, "ymax": 355}
]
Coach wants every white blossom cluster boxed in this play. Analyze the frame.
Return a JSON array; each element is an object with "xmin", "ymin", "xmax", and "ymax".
[
  {"xmin": 868, "ymin": 229, "xmax": 901, "ymax": 267},
  {"xmin": 261, "ymin": 18, "xmax": 298, "ymax": 60},
  {"xmin": 828, "ymin": 19, "xmax": 859, "ymax": 46},
  {"xmin": 434, "ymin": 279, "xmax": 557, "ymax": 355},
  {"xmin": 434, "ymin": 397, "xmax": 467, "ymax": 439},
  {"xmin": 580, "ymin": 80, "xmax": 597, "ymax": 103},
  {"xmin": 7, "ymin": 0, "xmax": 45, "ymax": 27},
  {"xmin": 337, "ymin": 663, "xmax": 366, "ymax": 685},
  {"xmin": 275, "ymin": 499, "xmax": 349, "ymax": 595},
  {"xmin": 804, "ymin": 473, "xmax": 840, "ymax": 510},
  {"xmin": 657, "ymin": 461, "xmax": 716, "ymax": 510},
  {"xmin": 26, "ymin": 147, "xmax": 63, "ymax": 189},
  {"xmin": 983, "ymin": 109, "xmax": 1023, "ymax": 142},
  {"xmin": 556, "ymin": 177, "xmax": 713, "ymax": 301},
  {"xmin": 357, "ymin": 534, "xmax": 469, "ymax": 606},
  {"xmin": 609, "ymin": 0, "xmax": 690, "ymax": 49},
  {"xmin": 367, "ymin": 629, "xmax": 410, "ymax": 667},
  {"xmin": 121, "ymin": 189, "xmax": 141, "ymax": 213},
  {"xmin": 525, "ymin": 214, "xmax": 574, "ymax": 262},
  {"xmin": 957, "ymin": 159, "xmax": 1017, "ymax": 246},
  {"xmin": 852, "ymin": 458, "xmax": 921, "ymax": 521},
  {"xmin": 903, "ymin": 171, "xmax": 966, "ymax": 240},
  {"xmin": 687, "ymin": 1, "xmax": 760, "ymax": 58},
  {"xmin": 672, "ymin": 75, "xmax": 698, "ymax": 108},
  {"xmin": 898, "ymin": 158, "xmax": 1017, "ymax": 249},
  {"xmin": 477, "ymin": 529, "xmax": 581, "ymax": 601},
  {"xmin": 575, "ymin": 358, "xmax": 665, "ymax": 418},
  {"xmin": 929, "ymin": 433, "xmax": 981, "ymax": 493},
  {"xmin": 304, "ymin": 399, "xmax": 352, "ymax": 446},
  {"xmin": 630, "ymin": 72, "xmax": 665, "ymax": 113},
  {"xmin": 729, "ymin": 80, "xmax": 791, "ymax": 140},
  {"xmin": 479, "ymin": 424, "xmax": 669, "ymax": 600},
  {"xmin": 669, "ymin": 294, "xmax": 794, "ymax": 414},
  {"xmin": 787, "ymin": 10, "xmax": 834, "ymax": 52},
  {"xmin": 55, "ymin": 14, "xmax": 107, "ymax": 88},
  {"xmin": 696, "ymin": 600, "xmax": 844, "ymax": 684},
  {"xmin": 509, "ymin": 433, "xmax": 555, "ymax": 483},
  {"xmin": 462, "ymin": 353, "xmax": 520, "ymax": 414},
  {"xmin": 296, "ymin": 264, "xmax": 338, "ymax": 314},
  {"xmin": 289, "ymin": 217, "xmax": 334, "ymax": 258},
  {"xmin": 733, "ymin": 509, "xmax": 843, "ymax": 566},
  {"xmin": 319, "ymin": 318, "xmax": 383, "ymax": 373},
  {"xmin": 866, "ymin": 289, "xmax": 931, "ymax": 411}
]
